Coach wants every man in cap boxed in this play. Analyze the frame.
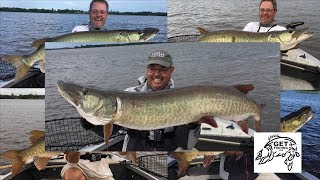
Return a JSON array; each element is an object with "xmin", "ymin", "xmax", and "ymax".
[{"xmin": 122, "ymin": 50, "xmax": 177, "ymax": 151}]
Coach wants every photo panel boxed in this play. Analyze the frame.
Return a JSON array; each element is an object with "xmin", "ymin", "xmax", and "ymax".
[
  {"xmin": 168, "ymin": 0, "xmax": 320, "ymax": 91},
  {"xmin": 280, "ymin": 90, "xmax": 320, "ymax": 178},
  {"xmin": 0, "ymin": 0, "xmax": 166, "ymax": 88},
  {"xmin": 0, "ymin": 88, "xmax": 45, "ymax": 176},
  {"xmin": 0, "ymin": 0, "xmax": 167, "ymax": 179},
  {"xmin": 45, "ymin": 42, "xmax": 280, "ymax": 153}
]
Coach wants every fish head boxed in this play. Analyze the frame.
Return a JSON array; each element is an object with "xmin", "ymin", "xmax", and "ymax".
[
  {"xmin": 280, "ymin": 106, "xmax": 313, "ymax": 132},
  {"xmin": 298, "ymin": 106, "xmax": 313, "ymax": 123},
  {"xmin": 272, "ymin": 28, "xmax": 313, "ymax": 51},
  {"xmin": 57, "ymin": 81, "xmax": 117, "ymax": 125},
  {"xmin": 138, "ymin": 28, "xmax": 159, "ymax": 42}
]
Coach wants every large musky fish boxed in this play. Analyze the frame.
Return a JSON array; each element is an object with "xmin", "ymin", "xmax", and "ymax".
[
  {"xmin": 0, "ymin": 130, "xmax": 61, "ymax": 176},
  {"xmin": 196, "ymin": 27, "xmax": 313, "ymax": 51},
  {"xmin": 280, "ymin": 106, "xmax": 313, "ymax": 132},
  {"xmin": 1, "ymin": 28, "xmax": 158, "ymax": 82},
  {"xmin": 57, "ymin": 80, "xmax": 263, "ymax": 145}
]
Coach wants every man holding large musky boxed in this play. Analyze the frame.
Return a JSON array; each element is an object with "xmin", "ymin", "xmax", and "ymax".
[{"xmin": 122, "ymin": 50, "xmax": 178, "ymax": 151}]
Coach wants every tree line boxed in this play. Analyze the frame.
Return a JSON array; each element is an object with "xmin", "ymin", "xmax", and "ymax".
[
  {"xmin": 0, "ymin": 7, "xmax": 167, "ymax": 16},
  {"xmin": 0, "ymin": 94, "xmax": 45, "ymax": 99}
]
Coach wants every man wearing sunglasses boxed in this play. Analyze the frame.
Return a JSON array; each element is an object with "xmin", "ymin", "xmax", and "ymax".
[
  {"xmin": 122, "ymin": 50, "xmax": 181, "ymax": 151},
  {"xmin": 243, "ymin": 0, "xmax": 286, "ymax": 32},
  {"xmin": 72, "ymin": 0, "xmax": 109, "ymax": 32}
]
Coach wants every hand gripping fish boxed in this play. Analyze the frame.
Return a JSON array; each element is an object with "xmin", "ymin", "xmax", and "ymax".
[
  {"xmin": 57, "ymin": 81, "xmax": 263, "ymax": 145},
  {"xmin": 196, "ymin": 27, "xmax": 313, "ymax": 51},
  {"xmin": 1, "ymin": 28, "xmax": 158, "ymax": 82},
  {"xmin": 0, "ymin": 130, "xmax": 61, "ymax": 176}
]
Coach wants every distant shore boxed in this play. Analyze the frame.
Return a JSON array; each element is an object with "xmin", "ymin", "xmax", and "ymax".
[
  {"xmin": 0, "ymin": 7, "xmax": 167, "ymax": 16},
  {"xmin": 0, "ymin": 94, "xmax": 44, "ymax": 99}
]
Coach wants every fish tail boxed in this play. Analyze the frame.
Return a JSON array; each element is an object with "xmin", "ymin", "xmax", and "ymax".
[
  {"xmin": 177, "ymin": 160, "xmax": 191, "ymax": 178},
  {"xmin": 2, "ymin": 55, "xmax": 31, "ymax": 82},
  {"xmin": 31, "ymin": 38, "xmax": 51, "ymax": 48},
  {"xmin": 34, "ymin": 157, "xmax": 50, "ymax": 170},
  {"xmin": 254, "ymin": 103, "xmax": 265, "ymax": 132},
  {"xmin": 254, "ymin": 116, "xmax": 262, "ymax": 132},
  {"xmin": 39, "ymin": 60, "xmax": 45, "ymax": 73},
  {"xmin": 0, "ymin": 150, "xmax": 24, "ymax": 176}
]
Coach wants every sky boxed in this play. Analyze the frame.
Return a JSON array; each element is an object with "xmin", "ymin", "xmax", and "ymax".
[
  {"xmin": 0, "ymin": 88, "xmax": 45, "ymax": 95},
  {"xmin": 1, "ymin": 0, "xmax": 167, "ymax": 12}
]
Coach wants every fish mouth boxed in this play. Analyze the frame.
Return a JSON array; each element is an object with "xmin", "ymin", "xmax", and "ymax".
[
  {"xmin": 280, "ymin": 106, "xmax": 313, "ymax": 132},
  {"xmin": 57, "ymin": 80, "xmax": 83, "ymax": 108},
  {"xmin": 280, "ymin": 28, "xmax": 313, "ymax": 50},
  {"xmin": 139, "ymin": 28, "xmax": 159, "ymax": 41},
  {"xmin": 292, "ymin": 28, "xmax": 314, "ymax": 42}
]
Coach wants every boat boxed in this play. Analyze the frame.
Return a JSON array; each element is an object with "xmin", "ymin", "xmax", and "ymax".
[
  {"xmin": 0, "ymin": 152, "xmax": 168, "ymax": 180},
  {"xmin": 168, "ymin": 153, "xmax": 319, "ymax": 180},
  {"xmin": 0, "ymin": 63, "xmax": 44, "ymax": 88},
  {"xmin": 281, "ymin": 48, "xmax": 320, "ymax": 90}
]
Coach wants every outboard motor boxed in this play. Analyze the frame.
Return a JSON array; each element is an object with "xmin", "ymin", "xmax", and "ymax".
[{"xmin": 286, "ymin": 21, "xmax": 304, "ymax": 29}]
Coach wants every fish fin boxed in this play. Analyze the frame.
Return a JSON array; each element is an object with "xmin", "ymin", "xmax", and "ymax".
[
  {"xmin": 128, "ymin": 152, "xmax": 137, "ymax": 165},
  {"xmin": 232, "ymin": 84, "xmax": 254, "ymax": 94},
  {"xmin": 12, "ymin": 160, "xmax": 24, "ymax": 177},
  {"xmin": 199, "ymin": 116, "xmax": 218, "ymax": 128},
  {"xmin": 33, "ymin": 156, "xmax": 50, "ymax": 170},
  {"xmin": 29, "ymin": 130, "xmax": 45, "ymax": 145},
  {"xmin": 117, "ymin": 152, "xmax": 137, "ymax": 165},
  {"xmin": 196, "ymin": 27, "xmax": 209, "ymax": 35},
  {"xmin": 39, "ymin": 60, "xmax": 46, "ymax": 73},
  {"xmin": 177, "ymin": 160, "xmax": 191, "ymax": 178},
  {"xmin": 255, "ymin": 119, "xmax": 262, "ymax": 132},
  {"xmin": 202, "ymin": 155, "xmax": 216, "ymax": 168},
  {"xmin": 235, "ymin": 119, "xmax": 249, "ymax": 134},
  {"xmin": 2, "ymin": 55, "xmax": 31, "ymax": 82},
  {"xmin": 0, "ymin": 150, "xmax": 24, "ymax": 177},
  {"xmin": 31, "ymin": 38, "xmax": 51, "ymax": 48},
  {"xmin": 253, "ymin": 104, "xmax": 265, "ymax": 132},
  {"xmin": 0, "ymin": 150, "xmax": 20, "ymax": 161},
  {"xmin": 104, "ymin": 123, "xmax": 113, "ymax": 145}
]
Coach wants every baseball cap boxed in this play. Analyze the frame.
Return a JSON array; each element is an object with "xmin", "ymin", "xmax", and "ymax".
[{"xmin": 147, "ymin": 50, "xmax": 173, "ymax": 67}]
